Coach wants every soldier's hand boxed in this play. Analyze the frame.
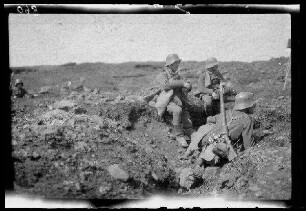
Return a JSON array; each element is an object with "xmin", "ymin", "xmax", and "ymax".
[
  {"xmin": 184, "ymin": 82, "xmax": 191, "ymax": 90},
  {"xmin": 212, "ymin": 91, "xmax": 219, "ymax": 100},
  {"xmin": 207, "ymin": 116, "xmax": 216, "ymax": 124}
]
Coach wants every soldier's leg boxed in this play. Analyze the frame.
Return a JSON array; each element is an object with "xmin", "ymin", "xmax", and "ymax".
[
  {"xmin": 181, "ymin": 109, "xmax": 195, "ymax": 138},
  {"xmin": 167, "ymin": 102, "xmax": 188, "ymax": 147},
  {"xmin": 201, "ymin": 95, "xmax": 213, "ymax": 117}
]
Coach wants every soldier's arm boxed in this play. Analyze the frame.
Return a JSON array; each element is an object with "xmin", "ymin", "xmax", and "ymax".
[
  {"xmin": 158, "ymin": 73, "xmax": 185, "ymax": 90},
  {"xmin": 241, "ymin": 118, "xmax": 254, "ymax": 148},
  {"xmin": 197, "ymin": 73, "xmax": 213, "ymax": 95}
]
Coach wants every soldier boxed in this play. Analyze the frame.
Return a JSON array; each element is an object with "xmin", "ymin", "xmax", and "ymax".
[
  {"xmin": 12, "ymin": 79, "xmax": 29, "ymax": 98},
  {"xmin": 185, "ymin": 92, "xmax": 257, "ymax": 167},
  {"xmin": 195, "ymin": 57, "xmax": 234, "ymax": 116},
  {"xmin": 153, "ymin": 54, "xmax": 194, "ymax": 148}
]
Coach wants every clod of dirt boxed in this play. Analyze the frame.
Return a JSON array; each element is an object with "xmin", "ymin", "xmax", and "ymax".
[
  {"xmin": 53, "ymin": 99, "xmax": 77, "ymax": 111},
  {"xmin": 107, "ymin": 164, "xmax": 130, "ymax": 182},
  {"xmin": 179, "ymin": 167, "xmax": 195, "ymax": 189}
]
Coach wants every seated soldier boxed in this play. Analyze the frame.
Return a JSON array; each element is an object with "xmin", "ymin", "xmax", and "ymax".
[
  {"xmin": 12, "ymin": 79, "xmax": 29, "ymax": 98},
  {"xmin": 151, "ymin": 54, "xmax": 194, "ymax": 148},
  {"xmin": 195, "ymin": 57, "xmax": 236, "ymax": 116},
  {"xmin": 185, "ymin": 92, "xmax": 257, "ymax": 167}
]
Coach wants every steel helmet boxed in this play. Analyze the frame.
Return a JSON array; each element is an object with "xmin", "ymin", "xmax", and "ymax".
[
  {"xmin": 165, "ymin": 54, "xmax": 181, "ymax": 66},
  {"xmin": 205, "ymin": 57, "xmax": 218, "ymax": 69},
  {"xmin": 15, "ymin": 79, "xmax": 23, "ymax": 86},
  {"xmin": 233, "ymin": 92, "xmax": 257, "ymax": 110}
]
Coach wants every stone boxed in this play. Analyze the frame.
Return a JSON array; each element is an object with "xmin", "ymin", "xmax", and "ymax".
[
  {"xmin": 278, "ymin": 96, "xmax": 285, "ymax": 100},
  {"xmin": 83, "ymin": 87, "xmax": 92, "ymax": 93},
  {"xmin": 179, "ymin": 167, "xmax": 195, "ymax": 189},
  {"xmin": 54, "ymin": 99, "xmax": 76, "ymax": 111},
  {"xmin": 202, "ymin": 167, "xmax": 219, "ymax": 180},
  {"xmin": 107, "ymin": 164, "xmax": 130, "ymax": 182},
  {"xmin": 263, "ymin": 130, "xmax": 273, "ymax": 135},
  {"xmin": 151, "ymin": 172, "xmax": 159, "ymax": 181},
  {"xmin": 19, "ymin": 133, "xmax": 26, "ymax": 142},
  {"xmin": 12, "ymin": 140, "xmax": 18, "ymax": 146},
  {"xmin": 39, "ymin": 86, "xmax": 51, "ymax": 94},
  {"xmin": 75, "ymin": 183, "xmax": 81, "ymax": 191},
  {"xmin": 93, "ymin": 88, "xmax": 99, "ymax": 94},
  {"xmin": 248, "ymin": 185, "xmax": 260, "ymax": 192},
  {"xmin": 98, "ymin": 185, "xmax": 112, "ymax": 195},
  {"xmin": 32, "ymin": 151, "xmax": 40, "ymax": 158},
  {"xmin": 48, "ymin": 105, "xmax": 54, "ymax": 110}
]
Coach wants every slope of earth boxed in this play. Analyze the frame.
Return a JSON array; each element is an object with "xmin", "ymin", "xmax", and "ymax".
[{"xmin": 10, "ymin": 57, "xmax": 291, "ymax": 201}]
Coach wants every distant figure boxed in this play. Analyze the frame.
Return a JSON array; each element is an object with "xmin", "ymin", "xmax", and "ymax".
[
  {"xmin": 195, "ymin": 57, "xmax": 235, "ymax": 116},
  {"xmin": 283, "ymin": 39, "xmax": 291, "ymax": 90},
  {"xmin": 12, "ymin": 79, "xmax": 28, "ymax": 98},
  {"xmin": 185, "ymin": 92, "xmax": 257, "ymax": 167}
]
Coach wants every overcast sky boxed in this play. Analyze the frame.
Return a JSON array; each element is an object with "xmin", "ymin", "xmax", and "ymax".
[{"xmin": 9, "ymin": 14, "xmax": 291, "ymax": 67}]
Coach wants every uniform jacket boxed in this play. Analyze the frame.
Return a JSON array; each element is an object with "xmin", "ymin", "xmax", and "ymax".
[
  {"xmin": 197, "ymin": 69, "xmax": 225, "ymax": 95},
  {"xmin": 207, "ymin": 109, "xmax": 254, "ymax": 149},
  {"xmin": 154, "ymin": 67, "xmax": 189, "ymax": 117},
  {"xmin": 12, "ymin": 87, "xmax": 28, "ymax": 98}
]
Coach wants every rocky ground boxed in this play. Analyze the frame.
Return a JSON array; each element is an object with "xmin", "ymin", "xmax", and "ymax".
[{"xmin": 10, "ymin": 57, "xmax": 291, "ymax": 201}]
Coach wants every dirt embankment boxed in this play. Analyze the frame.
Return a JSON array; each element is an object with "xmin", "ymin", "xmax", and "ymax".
[{"xmin": 10, "ymin": 58, "xmax": 291, "ymax": 200}]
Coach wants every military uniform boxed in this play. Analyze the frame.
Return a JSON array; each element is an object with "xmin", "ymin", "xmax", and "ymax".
[
  {"xmin": 196, "ymin": 57, "xmax": 226, "ymax": 116},
  {"xmin": 155, "ymin": 66, "xmax": 193, "ymax": 136},
  {"xmin": 12, "ymin": 87, "xmax": 28, "ymax": 98},
  {"xmin": 185, "ymin": 92, "xmax": 257, "ymax": 166}
]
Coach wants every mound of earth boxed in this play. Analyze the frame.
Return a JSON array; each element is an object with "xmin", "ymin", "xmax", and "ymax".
[{"xmin": 10, "ymin": 57, "xmax": 291, "ymax": 201}]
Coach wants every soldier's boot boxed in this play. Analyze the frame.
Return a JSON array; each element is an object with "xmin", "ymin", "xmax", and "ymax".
[
  {"xmin": 173, "ymin": 125, "xmax": 188, "ymax": 148},
  {"xmin": 184, "ymin": 127, "xmax": 196, "ymax": 143}
]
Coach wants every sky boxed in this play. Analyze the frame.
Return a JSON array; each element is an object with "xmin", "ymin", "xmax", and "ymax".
[{"xmin": 9, "ymin": 14, "xmax": 291, "ymax": 67}]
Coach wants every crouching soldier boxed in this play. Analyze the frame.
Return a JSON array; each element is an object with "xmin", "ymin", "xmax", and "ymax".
[
  {"xmin": 185, "ymin": 92, "xmax": 257, "ymax": 167},
  {"xmin": 153, "ymin": 54, "xmax": 194, "ymax": 148},
  {"xmin": 195, "ymin": 57, "xmax": 235, "ymax": 116},
  {"xmin": 11, "ymin": 79, "xmax": 30, "ymax": 98}
]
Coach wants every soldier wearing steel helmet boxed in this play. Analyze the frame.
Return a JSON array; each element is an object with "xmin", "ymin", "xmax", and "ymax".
[
  {"xmin": 150, "ymin": 54, "xmax": 195, "ymax": 148},
  {"xmin": 185, "ymin": 92, "xmax": 257, "ymax": 167},
  {"xmin": 195, "ymin": 57, "xmax": 235, "ymax": 116},
  {"xmin": 12, "ymin": 79, "xmax": 28, "ymax": 98}
]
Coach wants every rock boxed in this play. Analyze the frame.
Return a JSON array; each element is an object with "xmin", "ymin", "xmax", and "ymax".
[
  {"xmin": 98, "ymin": 185, "xmax": 112, "ymax": 195},
  {"xmin": 276, "ymin": 136, "xmax": 285, "ymax": 141},
  {"xmin": 93, "ymin": 88, "xmax": 99, "ymax": 94},
  {"xmin": 248, "ymin": 185, "xmax": 260, "ymax": 192},
  {"xmin": 54, "ymin": 99, "xmax": 76, "ymax": 111},
  {"xmin": 179, "ymin": 167, "xmax": 195, "ymax": 189},
  {"xmin": 32, "ymin": 151, "xmax": 40, "ymax": 158},
  {"xmin": 263, "ymin": 130, "xmax": 273, "ymax": 135},
  {"xmin": 107, "ymin": 164, "xmax": 129, "ymax": 182},
  {"xmin": 39, "ymin": 86, "xmax": 52, "ymax": 94},
  {"xmin": 33, "ymin": 94, "xmax": 39, "ymax": 97},
  {"xmin": 116, "ymin": 96, "xmax": 125, "ymax": 101},
  {"xmin": 12, "ymin": 140, "xmax": 18, "ymax": 146},
  {"xmin": 70, "ymin": 91, "xmax": 78, "ymax": 96},
  {"xmin": 278, "ymin": 96, "xmax": 285, "ymax": 100},
  {"xmin": 75, "ymin": 183, "xmax": 81, "ymax": 191},
  {"xmin": 236, "ymin": 176, "xmax": 248, "ymax": 189},
  {"xmin": 71, "ymin": 84, "xmax": 84, "ymax": 92},
  {"xmin": 151, "ymin": 172, "xmax": 159, "ymax": 181},
  {"xmin": 83, "ymin": 87, "xmax": 92, "ymax": 93},
  {"xmin": 48, "ymin": 105, "xmax": 54, "ymax": 110},
  {"xmin": 91, "ymin": 115, "xmax": 105, "ymax": 128},
  {"xmin": 202, "ymin": 167, "xmax": 219, "ymax": 181},
  {"xmin": 19, "ymin": 133, "xmax": 26, "ymax": 142}
]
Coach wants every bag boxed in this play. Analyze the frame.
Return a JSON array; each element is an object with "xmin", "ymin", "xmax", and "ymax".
[{"xmin": 154, "ymin": 89, "xmax": 174, "ymax": 117}]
